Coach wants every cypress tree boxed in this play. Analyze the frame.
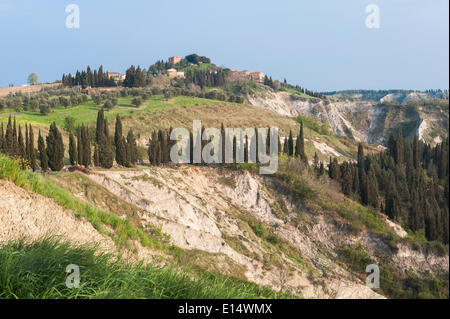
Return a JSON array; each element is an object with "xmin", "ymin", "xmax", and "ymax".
[
  {"xmin": 116, "ymin": 138, "xmax": 126, "ymax": 166},
  {"xmin": 93, "ymin": 143, "xmax": 100, "ymax": 167},
  {"xmin": 367, "ymin": 166, "xmax": 379, "ymax": 208},
  {"xmin": 298, "ymin": 121, "xmax": 307, "ymax": 162},
  {"xmin": 122, "ymin": 136, "xmax": 130, "ymax": 167},
  {"xmin": 385, "ymin": 180, "xmax": 400, "ymax": 220},
  {"xmin": 69, "ymin": 131, "xmax": 77, "ymax": 166},
  {"xmin": 96, "ymin": 109, "xmax": 105, "ymax": 144},
  {"xmin": 114, "ymin": 115, "xmax": 125, "ymax": 165},
  {"xmin": 148, "ymin": 131, "xmax": 157, "ymax": 166},
  {"xmin": 28, "ymin": 124, "xmax": 36, "ymax": 171},
  {"xmin": 38, "ymin": 130, "xmax": 48, "ymax": 173},
  {"xmin": 154, "ymin": 135, "xmax": 162, "ymax": 166},
  {"xmin": 101, "ymin": 118, "xmax": 113, "ymax": 168},
  {"xmin": 288, "ymin": 130, "xmax": 294, "ymax": 156},
  {"xmin": 81, "ymin": 125, "xmax": 91, "ymax": 168},
  {"xmin": 0, "ymin": 123, "xmax": 4, "ymax": 153},
  {"xmin": 395, "ymin": 131, "xmax": 404, "ymax": 165},
  {"xmin": 360, "ymin": 168, "xmax": 369, "ymax": 206},
  {"xmin": 295, "ymin": 122, "xmax": 303, "ymax": 158},
  {"xmin": 357, "ymin": 143, "xmax": 364, "ymax": 168},
  {"xmin": 77, "ymin": 126, "xmax": 82, "ymax": 165},
  {"xmin": 18, "ymin": 125, "xmax": 25, "ymax": 158},
  {"xmin": 46, "ymin": 122, "xmax": 65, "ymax": 171},
  {"xmin": 157, "ymin": 130, "xmax": 167, "ymax": 164},
  {"xmin": 5, "ymin": 116, "xmax": 15, "ymax": 156},
  {"xmin": 127, "ymin": 130, "xmax": 138, "ymax": 165},
  {"xmin": 25, "ymin": 125, "xmax": 29, "ymax": 160},
  {"xmin": 96, "ymin": 110, "xmax": 113, "ymax": 169},
  {"xmin": 283, "ymin": 137, "xmax": 288, "ymax": 154},
  {"xmin": 12, "ymin": 117, "xmax": 18, "ymax": 156},
  {"xmin": 341, "ymin": 165, "xmax": 353, "ymax": 196}
]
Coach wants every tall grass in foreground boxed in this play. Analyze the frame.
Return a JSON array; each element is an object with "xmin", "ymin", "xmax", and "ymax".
[
  {"xmin": 1, "ymin": 154, "xmax": 293, "ymax": 299},
  {"xmin": 0, "ymin": 239, "xmax": 290, "ymax": 299}
]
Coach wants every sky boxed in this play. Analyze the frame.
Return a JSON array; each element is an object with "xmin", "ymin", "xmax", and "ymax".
[{"xmin": 0, "ymin": 0, "xmax": 448, "ymax": 91}]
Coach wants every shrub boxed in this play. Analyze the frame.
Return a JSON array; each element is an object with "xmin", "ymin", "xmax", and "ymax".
[{"xmin": 132, "ymin": 97, "xmax": 142, "ymax": 107}]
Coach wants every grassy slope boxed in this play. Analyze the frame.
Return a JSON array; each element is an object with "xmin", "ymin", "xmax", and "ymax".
[
  {"xmin": 0, "ymin": 154, "xmax": 293, "ymax": 299},
  {"xmin": 283, "ymin": 88, "xmax": 313, "ymax": 99},
  {"xmin": 0, "ymin": 239, "xmax": 288, "ymax": 299}
]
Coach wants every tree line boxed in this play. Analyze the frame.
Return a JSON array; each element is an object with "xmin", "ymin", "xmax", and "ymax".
[
  {"xmin": 0, "ymin": 116, "xmax": 37, "ymax": 170},
  {"xmin": 1, "ymin": 115, "xmax": 308, "ymax": 172},
  {"xmin": 146, "ymin": 121, "xmax": 308, "ymax": 167},
  {"xmin": 264, "ymin": 76, "xmax": 326, "ymax": 99},
  {"xmin": 62, "ymin": 66, "xmax": 117, "ymax": 88},
  {"xmin": 68, "ymin": 110, "xmax": 138, "ymax": 169},
  {"xmin": 328, "ymin": 133, "xmax": 449, "ymax": 244},
  {"xmin": 184, "ymin": 68, "xmax": 228, "ymax": 89}
]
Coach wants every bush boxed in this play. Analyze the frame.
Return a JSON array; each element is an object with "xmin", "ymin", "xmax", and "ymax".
[
  {"xmin": 91, "ymin": 94, "xmax": 102, "ymax": 105},
  {"xmin": 63, "ymin": 116, "xmax": 77, "ymax": 132},
  {"xmin": 132, "ymin": 97, "xmax": 142, "ymax": 107},
  {"xmin": 39, "ymin": 102, "xmax": 50, "ymax": 115},
  {"xmin": 103, "ymin": 100, "xmax": 113, "ymax": 110}
]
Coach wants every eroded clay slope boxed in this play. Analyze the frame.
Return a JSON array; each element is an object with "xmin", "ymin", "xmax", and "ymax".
[{"xmin": 0, "ymin": 180, "xmax": 115, "ymax": 251}]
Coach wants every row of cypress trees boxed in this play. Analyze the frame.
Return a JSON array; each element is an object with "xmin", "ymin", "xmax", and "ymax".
[
  {"xmin": 68, "ymin": 111, "xmax": 138, "ymax": 169},
  {"xmin": 2, "ymin": 116, "xmax": 308, "ymax": 172},
  {"xmin": 0, "ymin": 116, "xmax": 37, "ymax": 170},
  {"xmin": 114, "ymin": 115, "xmax": 138, "ymax": 167},
  {"xmin": 281, "ymin": 121, "xmax": 308, "ymax": 162},
  {"xmin": 146, "ymin": 122, "xmax": 307, "ymax": 166},
  {"xmin": 0, "ymin": 117, "xmax": 65, "ymax": 173}
]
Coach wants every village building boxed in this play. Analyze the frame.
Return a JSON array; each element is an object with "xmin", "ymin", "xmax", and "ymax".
[
  {"xmin": 167, "ymin": 68, "xmax": 178, "ymax": 78},
  {"xmin": 106, "ymin": 72, "xmax": 126, "ymax": 83},
  {"xmin": 228, "ymin": 69, "xmax": 265, "ymax": 84},
  {"xmin": 167, "ymin": 69, "xmax": 185, "ymax": 79},
  {"xmin": 168, "ymin": 56, "xmax": 182, "ymax": 66}
]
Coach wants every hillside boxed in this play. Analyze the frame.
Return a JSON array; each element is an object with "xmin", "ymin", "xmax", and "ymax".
[
  {"xmin": 0, "ymin": 55, "xmax": 448, "ymax": 300},
  {"xmin": 0, "ymin": 94, "xmax": 379, "ymax": 165},
  {"xmin": 1, "ymin": 153, "xmax": 448, "ymax": 299},
  {"xmin": 245, "ymin": 88, "xmax": 449, "ymax": 145}
]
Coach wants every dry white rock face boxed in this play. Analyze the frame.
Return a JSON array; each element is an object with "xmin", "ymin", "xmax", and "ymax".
[
  {"xmin": 246, "ymin": 91, "xmax": 376, "ymax": 142},
  {"xmin": 85, "ymin": 167, "xmax": 392, "ymax": 298},
  {"xmin": 245, "ymin": 90, "xmax": 447, "ymax": 145}
]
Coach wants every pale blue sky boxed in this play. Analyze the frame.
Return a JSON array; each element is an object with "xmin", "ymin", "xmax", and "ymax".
[{"xmin": 0, "ymin": 0, "xmax": 448, "ymax": 91}]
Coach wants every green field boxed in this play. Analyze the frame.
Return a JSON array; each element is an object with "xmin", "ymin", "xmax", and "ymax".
[
  {"xmin": 0, "ymin": 95, "xmax": 225, "ymax": 129},
  {"xmin": 284, "ymin": 88, "xmax": 313, "ymax": 99}
]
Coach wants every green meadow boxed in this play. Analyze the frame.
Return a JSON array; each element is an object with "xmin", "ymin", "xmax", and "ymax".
[{"xmin": 0, "ymin": 95, "xmax": 225, "ymax": 129}]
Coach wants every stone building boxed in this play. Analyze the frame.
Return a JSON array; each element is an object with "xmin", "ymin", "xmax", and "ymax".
[
  {"xmin": 167, "ymin": 68, "xmax": 178, "ymax": 78},
  {"xmin": 228, "ymin": 69, "xmax": 265, "ymax": 84},
  {"xmin": 106, "ymin": 72, "xmax": 125, "ymax": 83},
  {"xmin": 168, "ymin": 56, "xmax": 182, "ymax": 66}
]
